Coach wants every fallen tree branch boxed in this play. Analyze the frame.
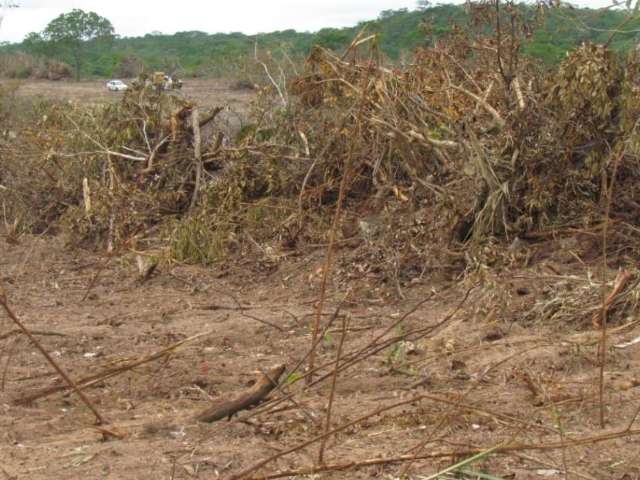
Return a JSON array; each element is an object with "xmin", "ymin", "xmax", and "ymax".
[
  {"xmin": 0, "ymin": 329, "xmax": 66, "ymax": 341},
  {"xmin": 82, "ymin": 254, "xmax": 112, "ymax": 302},
  {"xmin": 189, "ymin": 107, "xmax": 203, "ymax": 213},
  {"xmin": 450, "ymin": 84, "xmax": 506, "ymax": 130},
  {"xmin": 63, "ymin": 113, "xmax": 146, "ymax": 162},
  {"xmin": 14, "ymin": 331, "xmax": 211, "ymax": 405},
  {"xmin": 368, "ymin": 117, "xmax": 459, "ymax": 150},
  {"xmin": 318, "ymin": 314, "xmax": 348, "ymax": 463},
  {"xmin": 198, "ymin": 106, "xmax": 224, "ymax": 129},
  {"xmin": 195, "ymin": 364, "xmax": 285, "ymax": 423},
  {"xmin": 593, "ymin": 269, "xmax": 632, "ymax": 328},
  {"xmin": 255, "ymin": 42, "xmax": 287, "ymax": 108},
  {"xmin": 240, "ymin": 425, "xmax": 640, "ymax": 480},
  {"xmin": 142, "ymin": 135, "xmax": 170, "ymax": 172},
  {"xmin": 513, "ymin": 75, "xmax": 526, "ymax": 110},
  {"xmin": 0, "ymin": 277, "xmax": 109, "ymax": 427},
  {"xmin": 229, "ymin": 394, "xmax": 427, "ymax": 480}
]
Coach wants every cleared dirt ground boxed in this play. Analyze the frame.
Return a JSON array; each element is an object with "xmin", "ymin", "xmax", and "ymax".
[
  {"xmin": 4, "ymin": 78, "xmax": 255, "ymax": 111},
  {"xmin": 1, "ymin": 233, "xmax": 640, "ymax": 480},
  {"xmin": 1, "ymin": 79, "xmax": 640, "ymax": 480}
]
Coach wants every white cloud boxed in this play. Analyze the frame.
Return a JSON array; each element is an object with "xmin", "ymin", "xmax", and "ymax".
[{"xmin": 0, "ymin": 0, "xmax": 624, "ymax": 43}]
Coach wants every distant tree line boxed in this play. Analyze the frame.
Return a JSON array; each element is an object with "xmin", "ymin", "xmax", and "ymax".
[{"xmin": 1, "ymin": 4, "xmax": 639, "ymax": 80}]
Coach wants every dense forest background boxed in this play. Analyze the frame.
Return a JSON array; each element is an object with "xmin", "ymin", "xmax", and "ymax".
[{"xmin": 1, "ymin": 3, "xmax": 639, "ymax": 79}]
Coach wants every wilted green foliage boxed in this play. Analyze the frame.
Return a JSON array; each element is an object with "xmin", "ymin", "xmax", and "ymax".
[{"xmin": 170, "ymin": 215, "xmax": 228, "ymax": 264}]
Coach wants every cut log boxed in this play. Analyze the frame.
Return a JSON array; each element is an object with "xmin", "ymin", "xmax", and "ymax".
[{"xmin": 195, "ymin": 364, "xmax": 286, "ymax": 423}]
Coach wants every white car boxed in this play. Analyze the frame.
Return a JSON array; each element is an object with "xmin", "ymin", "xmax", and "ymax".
[{"xmin": 106, "ymin": 80, "xmax": 128, "ymax": 92}]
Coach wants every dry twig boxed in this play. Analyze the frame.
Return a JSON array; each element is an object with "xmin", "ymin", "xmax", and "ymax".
[
  {"xmin": 0, "ymin": 276, "xmax": 110, "ymax": 428},
  {"xmin": 14, "ymin": 331, "xmax": 212, "ymax": 405},
  {"xmin": 318, "ymin": 314, "xmax": 348, "ymax": 464}
]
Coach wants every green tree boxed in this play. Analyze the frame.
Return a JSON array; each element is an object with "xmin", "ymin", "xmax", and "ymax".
[
  {"xmin": 7, "ymin": 4, "xmax": 640, "ymax": 78},
  {"xmin": 23, "ymin": 31, "xmax": 50, "ymax": 56},
  {"xmin": 41, "ymin": 9, "xmax": 114, "ymax": 80}
]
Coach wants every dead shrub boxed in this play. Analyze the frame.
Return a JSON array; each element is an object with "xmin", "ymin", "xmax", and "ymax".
[{"xmin": 4, "ymin": 3, "xmax": 640, "ymax": 296}]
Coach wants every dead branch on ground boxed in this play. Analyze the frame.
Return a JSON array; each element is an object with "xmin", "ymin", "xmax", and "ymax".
[
  {"xmin": 14, "ymin": 331, "xmax": 212, "ymax": 405},
  {"xmin": 195, "ymin": 364, "xmax": 285, "ymax": 423},
  {"xmin": 0, "ymin": 276, "xmax": 111, "ymax": 430}
]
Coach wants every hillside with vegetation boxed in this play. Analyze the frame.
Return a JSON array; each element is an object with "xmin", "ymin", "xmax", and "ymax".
[{"xmin": 1, "ymin": 3, "xmax": 640, "ymax": 79}]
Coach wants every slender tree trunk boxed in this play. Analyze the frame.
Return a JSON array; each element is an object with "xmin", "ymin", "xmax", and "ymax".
[
  {"xmin": 74, "ymin": 56, "xmax": 81, "ymax": 81},
  {"xmin": 73, "ymin": 47, "xmax": 81, "ymax": 81}
]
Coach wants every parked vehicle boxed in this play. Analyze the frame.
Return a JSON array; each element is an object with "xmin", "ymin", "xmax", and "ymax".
[
  {"xmin": 164, "ymin": 75, "xmax": 183, "ymax": 90},
  {"xmin": 106, "ymin": 79, "xmax": 128, "ymax": 91},
  {"xmin": 152, "ymin": 72, "xmax": 183, "ymax": 90}
]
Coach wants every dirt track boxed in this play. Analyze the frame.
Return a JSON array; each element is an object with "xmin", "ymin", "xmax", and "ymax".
[{"xmin": 1, "ymin": 234, "xmax": 640, "ymax": 479}]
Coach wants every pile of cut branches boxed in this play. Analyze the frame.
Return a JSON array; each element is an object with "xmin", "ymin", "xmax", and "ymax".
[
  {"xmin": 4, "ymin": 1, "xmax": 640, "ymax": 284},
  {"xmin": 1, "ymin": 80, "xmax": 226, "ymax": 251}
]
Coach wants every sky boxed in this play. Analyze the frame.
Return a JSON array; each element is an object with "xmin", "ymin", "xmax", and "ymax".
[{"xmin": 0, "ymin": 0, "xmax": 618, "ymax": 43}]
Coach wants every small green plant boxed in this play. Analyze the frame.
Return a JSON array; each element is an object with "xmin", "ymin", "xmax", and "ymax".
[
  {"xmin": 170, "ymin": 216, "xmax": 228, "ymax": 265},
  {"xmin": 422, "ymin": 445, "xmax": 504, "ymax": 480},
  {"xmin": 386, "ymin": 341, "xmax": 405, "ymax": 366},
  {"xmin": 385, "ymin": 325, "xmax": 408, "ymax": 367},
  {"xmin": 285, "ymin": 372, "xmax": 303, "ymax": 384}
]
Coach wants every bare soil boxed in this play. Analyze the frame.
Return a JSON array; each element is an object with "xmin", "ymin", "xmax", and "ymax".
[
  {"xmin": 1, "ymin": 233, "xmax": 640, "ymax": 480},
  {"xmin": 1, "ymin": 80, "xmax": 639, "ymax": 480},
  {"xmin": 3, "ymin": 78, "xmax": 255, "ymax": 111}
]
